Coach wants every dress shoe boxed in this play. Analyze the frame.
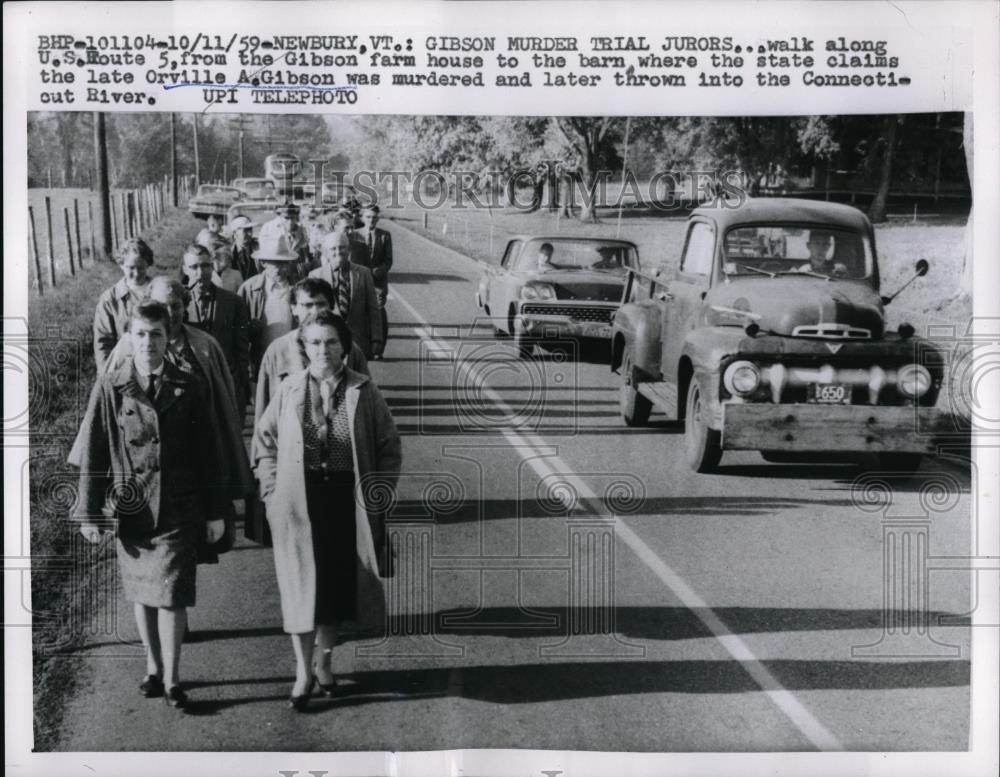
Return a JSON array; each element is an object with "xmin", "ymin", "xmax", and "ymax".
[
  {"xmin": 316, "ymin": 673, "xmax": 337, "ymax": 697},
  {"xmin": 288, "ymin": 677, "xmax": 316, "ymax": 712},
  {"xmin": 164, "ymin": 685, "xmax": 188, "ymax": 709},
  {"xmin": 139, "ymin": 675, "xmax": 164, "ymax": 698}
]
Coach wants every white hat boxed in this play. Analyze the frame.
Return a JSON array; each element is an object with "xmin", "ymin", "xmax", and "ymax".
[{"xmin": 253, "ymin": 232, "xmax": 299, "ymax": 262}]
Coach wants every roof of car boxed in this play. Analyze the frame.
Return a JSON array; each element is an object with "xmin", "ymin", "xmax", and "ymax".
[
  {"xmin": 691, "ymin": 197, "xmax": 872, "ymax": 232},
  {"xmin": 507, "ymin": 235, "xmax": 638, "ymax": 246}
]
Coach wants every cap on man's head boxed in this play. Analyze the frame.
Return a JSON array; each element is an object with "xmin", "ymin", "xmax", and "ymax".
[{"xmin": 229, "ymin": 215, "xmax": 253, "ymax": 232}]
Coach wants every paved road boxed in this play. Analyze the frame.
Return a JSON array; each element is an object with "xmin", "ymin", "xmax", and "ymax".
[{"xmin": 55, "ymin": 216, "xmax": 973, "ymax": 753}]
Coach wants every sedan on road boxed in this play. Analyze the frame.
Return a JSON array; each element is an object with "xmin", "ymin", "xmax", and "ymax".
[
  {"xmin": 188, "ymin": 184, "xmax": 244, "ymax": 219},
  {"xmin": 476, "ymin": 235, "xmax": 640, "ymax": 358}
]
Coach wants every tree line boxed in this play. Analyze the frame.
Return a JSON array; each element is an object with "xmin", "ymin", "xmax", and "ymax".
[{"xmin": 29, "ymin": 112, "xmax": 969, "ymax": 223}]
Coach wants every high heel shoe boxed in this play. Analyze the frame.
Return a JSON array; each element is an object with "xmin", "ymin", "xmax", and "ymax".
[
  {"xmin": 288, "ymin": 676, "xmax": 315, "ymax": 712},
  {"xmin": 316, "ymin": 673, "xmax": 337, "ymax": 697}
]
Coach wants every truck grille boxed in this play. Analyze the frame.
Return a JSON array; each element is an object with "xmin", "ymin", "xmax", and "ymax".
[
  {"xmin": 792, "ymin": 323, "xmax": 872, "ymax": 339},
  {"xmin": 522, "ymin": 305, "xmax": 614, "ymax": 323}
]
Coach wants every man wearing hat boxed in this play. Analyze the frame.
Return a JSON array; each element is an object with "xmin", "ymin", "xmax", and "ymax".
[
  {"xmin": 355, "ymin": 205, "xmax": 393, "ymax": 360},
  {"xmin": 237, "ymin": 231, "xmax": 298, "ymax": 373},
  {"xmin": 228, "ymin": 215, "xmax": 259, "ymax": 280},
  {"xmin": 309, "ymin": 231, "xmax": 383, "ymax": 359},
  {"xmin": 259, "ymin": 201, "xmax": 311, "ymax": 277}
]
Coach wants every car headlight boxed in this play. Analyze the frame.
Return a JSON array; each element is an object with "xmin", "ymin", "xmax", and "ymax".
[
  {"xmin": 723, "ymin": 360, "xmax": 762, "ymax": 397},
  {"xmin": 897, "ymin": 363, "xmax": 932, "ymax": 398},
  {"xmin": 521, "ymin": 284, "xmax": 555, "ymax": 301}
]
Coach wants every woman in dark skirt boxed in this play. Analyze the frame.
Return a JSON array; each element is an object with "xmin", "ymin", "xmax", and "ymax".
[
  {"xmin": 254, "ymin": 310, "xmax": 401, "ymax": 711},
  {"xmin": 71, "ymin": 301, "xmax": 229, "ymax": 709}
]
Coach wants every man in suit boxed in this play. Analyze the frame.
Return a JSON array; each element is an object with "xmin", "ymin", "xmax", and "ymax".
[
  {"xmin": 181, "ymin": 243, "xmax": 251, "ymax": 414},
  {"xmin": 309, "ymin": 231, "xmax": 382, "ymax": 359},
  {"xmin": 355, "ymin": 205, "xmax": 392, "ymax": 360}
]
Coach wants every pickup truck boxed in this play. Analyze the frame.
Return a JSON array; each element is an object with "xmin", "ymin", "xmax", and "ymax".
[{"xmin": 610, "ymin": 198, "xmax": 949, "ymax": 473}]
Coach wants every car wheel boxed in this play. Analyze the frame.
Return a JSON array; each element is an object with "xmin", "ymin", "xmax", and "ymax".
[
  {"xmin": 877, "ymin": 452, "xmax": 924, "ymax": 472},
  {"xmin": 620, "ymin": 351, "xmax": 651, "ymax": 427},
  {"xmin": 684, "ymin": 380, "xmax": 722, "ymax": 472}
]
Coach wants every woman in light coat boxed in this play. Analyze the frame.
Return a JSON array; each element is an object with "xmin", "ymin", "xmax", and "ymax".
[{"xmin": 253, "ymin": 309, "xmax": 401, "ymax": 710}]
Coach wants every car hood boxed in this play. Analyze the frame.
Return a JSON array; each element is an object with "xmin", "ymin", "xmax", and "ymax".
[
  {"xmin": 704, "ymin": 277, "xmax": 884, "ymax": 338},
  {"xmin": 529, "ymin": 269, "xmax": 626, "ymax": 302}
]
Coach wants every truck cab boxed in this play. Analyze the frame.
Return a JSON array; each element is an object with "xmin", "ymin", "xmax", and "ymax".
[{"xmin": 611, "ymin": 198, "xmax": 947, "ymax": 473}]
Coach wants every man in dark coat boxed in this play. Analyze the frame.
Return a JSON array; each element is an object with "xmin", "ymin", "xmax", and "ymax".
[
  {"xmin": 355, "ymin": 205, "xmax": 392, "ymax": 359},
  {"xmin": 181, "ymin": 243, "xmax": 252, "ymax": 414}
]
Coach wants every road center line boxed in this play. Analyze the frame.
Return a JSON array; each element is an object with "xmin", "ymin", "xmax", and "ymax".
[{"xmin": 388, "ymin": 284, "xmax": 845, "ymax": 752}]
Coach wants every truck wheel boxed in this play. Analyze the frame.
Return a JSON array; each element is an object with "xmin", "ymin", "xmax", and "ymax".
[
  {"xmin": 877, "ymin": 453, "xmax": 924, "ymax": 472},
  {"xmin": 620, "ymin": 352, "xmax": 651, "ymax": 426},
  {"xmin": 684, "ymin": 381, "xmax": 722, "ymax": 472}
]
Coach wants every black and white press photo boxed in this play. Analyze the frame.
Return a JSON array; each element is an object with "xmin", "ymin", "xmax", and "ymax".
[
  {"xmin": 5, "ymin": 3, "xmax": 999, "ymax": 777},
  {"xmin": 22, "ymin": 109, "xmax": 979, "ymax": 753}
]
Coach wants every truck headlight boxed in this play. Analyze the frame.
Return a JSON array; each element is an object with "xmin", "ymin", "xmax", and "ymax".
[
  {"xmin": 897, "ymin": 363, "xmax": 932, "ymax": 398},
  {"xmin": 723, "ymin": 360, "xmax": 761, "ymax": 397},
  {"xmin": 522, "ymin": 283, "xmax": 556, "ymax": 301}
]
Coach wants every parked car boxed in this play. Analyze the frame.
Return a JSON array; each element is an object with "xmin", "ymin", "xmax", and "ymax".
[
  {"xmin": 476, "ymin": 235, "xmax": 640, "ymax": 358},
  {"xmin": 188, "ymin": 184, "xmax": 243, "ymax": 219},
  {"xmin": 610, "ymin": 198, "xmax": 947, "ymax": 473},
  {"xmin": 232, "ymin": 177, "xmax": 278, "ymax": 201},
  {"xmin": 226, "ymin": 201, "xmax": 281, "ymax": 237}
]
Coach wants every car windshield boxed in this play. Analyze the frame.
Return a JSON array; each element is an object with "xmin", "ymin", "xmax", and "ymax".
[
  {"xmin": 722, "ymin": 225, "xmax": 873, "ymax": 279},
  {"xmin": 243, "ymin": 180, "xmax": 275, "ymax": 197},
  {"xmin": 198, "ymin": 185, "xmax": 240, "ymax": 198},
  {"xmin": 520, "ymin": 239, "xmax": 637, "ymax": 273}
]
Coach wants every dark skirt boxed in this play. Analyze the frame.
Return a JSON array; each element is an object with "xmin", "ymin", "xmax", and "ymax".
[
  {"xmin": 306, "ymin": 471, "xmax": 357, "ymax": 624},
  {"xmin": 116, "ymin": 497, "xmax": 201, "ymax": 609}
]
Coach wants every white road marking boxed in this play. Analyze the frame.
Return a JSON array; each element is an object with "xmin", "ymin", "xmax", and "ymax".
[{"xmin": 388, "ymin": 285, "xmax": 845, "ymax": 752}]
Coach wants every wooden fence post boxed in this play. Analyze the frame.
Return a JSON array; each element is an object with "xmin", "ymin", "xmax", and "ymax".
[
  {"xmin": 44, "ymin": 196, "xmax": 56, "ymax": 288},
  {"xmin": 88, "ymin": 200, "xmax": 97, "ymax": 263},
  {"xmin": 122, "ymin": 192, "xmax": 135, "ymax": 240},
  {"xmin": 63, "ymin": 207, "xmax": 76, "ymax": 276},
  {"xmin": 110, "ymin": 193, "xmax": 119, "ymax": 251},
  {"xmin": 73, "ymin": 199, "xmax": 83, "ymax": 266},
  {"xmin": 28, "ymin": 207, "xmax": 43, "ymax": 295}
]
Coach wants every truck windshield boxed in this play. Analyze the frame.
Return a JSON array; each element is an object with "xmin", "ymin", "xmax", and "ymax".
[{"xmin": 722, "ymin": 225, "xmax": 873, "ymax": 280}]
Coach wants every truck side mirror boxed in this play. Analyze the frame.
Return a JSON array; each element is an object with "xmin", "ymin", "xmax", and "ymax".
[{"xmin": 881, "ymin": 258, "xmax": 931, "ymax": 305}]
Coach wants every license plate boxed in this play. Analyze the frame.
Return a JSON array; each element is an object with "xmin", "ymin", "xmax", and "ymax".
[{"xmin": 808, "ymin": 383, "xmax": 851, "ymax": 404}]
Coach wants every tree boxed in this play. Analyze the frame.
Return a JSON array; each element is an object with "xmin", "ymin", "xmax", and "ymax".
[
  {"xmin": 553, "ymin": 118, "xmax": 621, "ymax": 221},
  {"xmin": 868, "ymin": 115, "xmax": 901, "ymax": 223}
]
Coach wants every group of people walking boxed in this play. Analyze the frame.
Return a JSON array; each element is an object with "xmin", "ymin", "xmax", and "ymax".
[{"xmin": 69, "ymin": 199, "xmax": 402, "ymax": 712}]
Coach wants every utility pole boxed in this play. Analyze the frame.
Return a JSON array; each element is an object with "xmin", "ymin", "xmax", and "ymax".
[
  {"xmin": 170, "ymin": 112, "xmax": 178, "ymax": 207},
  {"xmin": 192, "ymin": 113, "xmax": 201, "ymax": 186},
  {"xmin": 93, "ymin": 112, "xmax": 112, "ymax": 259}
]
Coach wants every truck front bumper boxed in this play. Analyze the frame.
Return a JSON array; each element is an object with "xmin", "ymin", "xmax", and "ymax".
[{"xmin": 721, "ymin": 403, "xmax": 952, "ymax": 453}]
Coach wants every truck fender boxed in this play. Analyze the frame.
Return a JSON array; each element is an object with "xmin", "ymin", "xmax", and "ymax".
[{"xmin": 611, "ymin": 302, "xmax": 662, "ymax": 379}]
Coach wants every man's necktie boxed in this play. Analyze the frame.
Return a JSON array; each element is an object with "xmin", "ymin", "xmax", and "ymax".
[
  {"xmin": 337, "ymin": 268, "xmax": 350, "ymax": 317},
  {"xmin": 199, "ymin": 287, "xmax": 212, "ymax": 323},
  {"xmin": 367, "ymin": 230, "xmax": 374, "ymax": 255},
  {"xmin": 146, "ymin": 375, "xmax": 158, "ymax": 403}
]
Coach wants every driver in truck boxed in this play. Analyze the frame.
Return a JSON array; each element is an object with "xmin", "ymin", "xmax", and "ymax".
[{"xmin": 797, "ymin": 230, "xmax": 848, "ymax": 276}]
